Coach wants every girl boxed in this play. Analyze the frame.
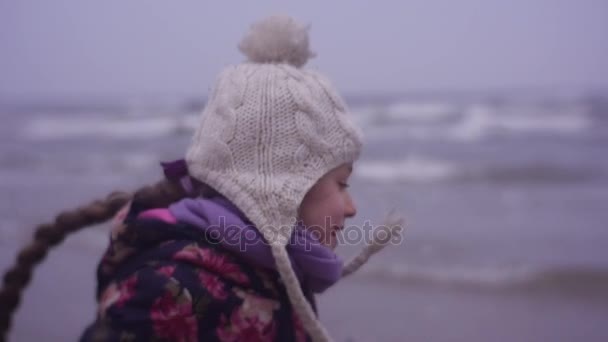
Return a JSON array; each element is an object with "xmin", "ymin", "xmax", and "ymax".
[{"xmin": 0, "ymin": 15, "xmax": 402, "ymax": 342}]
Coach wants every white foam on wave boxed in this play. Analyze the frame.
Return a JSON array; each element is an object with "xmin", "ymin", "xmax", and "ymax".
[
  {"xmin": 356, "ymin": 157, "xmax": 458, "ymax": 183},
  {"xmin": 462, "ymin": 104, "xmax": 590, "ymax": 135},
  {"xmin": 350, "ymin": 102, "xmax": 457, "ymax": 130},
  {"xmin": 495, "ymin": 113, "xmax": 589, "ymax": 134},
  {"xmin": 385, "ymin": 102, "xmax": 457, "ymax": 122},
  {"xmin": 81, "ymin": 152, "xmax": 161, "ymax": 173},
  {"xmin": 349, "ymin": 106, "xmax": 379, "ymax": 127},
  {"xmin": 21, "ymin": 115, "xmax": 199, "ymax": 141},
  {"xmin": 356, "ymin": 103, "xmax": 591, "ymax": 142},
  {"xmin": 18, "ymin": 101, "xmax": 591, "ymax": 144}
]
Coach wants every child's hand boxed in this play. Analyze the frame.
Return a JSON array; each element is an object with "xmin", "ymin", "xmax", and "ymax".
[
  {"xmin": 341, "ymin": 209, "xmax": 405, "ymax": 278},
  {"xmin": 370, "ymin": 209, "xmax": 405, "ymax": 251}
]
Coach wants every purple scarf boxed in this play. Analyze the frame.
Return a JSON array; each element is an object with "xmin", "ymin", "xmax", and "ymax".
[{"xmin": 168, "ymin": 195, "xmax": 343, "ymax": 293}]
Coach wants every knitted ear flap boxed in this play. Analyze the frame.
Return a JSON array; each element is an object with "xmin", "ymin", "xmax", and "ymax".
[{"xmin": 270, "ymin": 244, "xmax": 333, "ymax": 342}]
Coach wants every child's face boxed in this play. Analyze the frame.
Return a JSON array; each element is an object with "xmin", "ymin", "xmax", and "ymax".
[{"xmin": 298, "ymin": 163, "xmax": 357, "ymax": 250}]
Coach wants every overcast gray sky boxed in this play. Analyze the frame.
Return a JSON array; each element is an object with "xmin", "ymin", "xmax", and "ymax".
[{"xmin": 1, "ymin": 0, "xmax": 607, "ymax": 98}]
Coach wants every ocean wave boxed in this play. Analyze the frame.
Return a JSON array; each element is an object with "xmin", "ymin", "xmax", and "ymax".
[
  {"xmin": 355, "ymin": 158, "xmax": 602, "ymax": 184},
  {"xmin": 471, "ymin": 163, "xmax": 601, "ymax": 184},
  {"xmin": 20, "ymin": 115, "xmax": 198, "ymax": 141},
  {"xmin": 357, "ymin": 263, "xmax": 608, "ymax": 299},
  {"xmin": 355, "ymin": 102, "xmax": 458, "ymax": 125},
  {"xmin": 16, "ymin": 100, "xmax": 592, "ymax": 143},
  {"xmin": 0, "ymin": 151, "xmax": 161, "ymax": 181},
  {"xmin": 357, "ymin": 103, "xmax": 591, "ymax": 142},
  {"xmin": 463, "ymin": 105, "xmax": 590, "ymax": 135},
  {"xmin": 356, "ymin": 158, "xmax": 458, "ymax": 183},
  {"xmin": 77, "ymin": 153, "xmax": 161, "ymax": 173}
]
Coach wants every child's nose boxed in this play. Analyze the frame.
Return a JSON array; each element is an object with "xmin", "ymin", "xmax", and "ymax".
[{"xmin": 345, "ymin": 194, "xmax": 357, "ymax": 218}]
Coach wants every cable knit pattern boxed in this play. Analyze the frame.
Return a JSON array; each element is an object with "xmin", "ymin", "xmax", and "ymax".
[{"xmin": 185, "ymin": 15, "xmax": 363, "ymax": 342}]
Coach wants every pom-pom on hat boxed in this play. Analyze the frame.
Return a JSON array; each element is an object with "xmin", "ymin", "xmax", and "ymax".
[
  {"xmin": 186, "ymin": 15, "xmax": 401, "ymax": 341},
  {"xmin": 238, "ymin": 15, "xmax": 316, "ymax": 67}
]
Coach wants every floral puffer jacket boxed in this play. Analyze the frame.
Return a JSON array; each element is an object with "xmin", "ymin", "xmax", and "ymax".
[{"xmin": 80, "ymin": 200, "xmax": 312, "ymax": 342}]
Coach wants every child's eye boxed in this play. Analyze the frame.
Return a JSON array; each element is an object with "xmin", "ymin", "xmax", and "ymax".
[{"xmin": 339, "ymin": 181, "xmax": 350, "ymax": 189}]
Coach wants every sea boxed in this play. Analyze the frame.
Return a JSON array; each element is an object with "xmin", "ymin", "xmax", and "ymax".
[{"xmin": 1, "ymin": 91, "xmax": 607, "ymax": 341}]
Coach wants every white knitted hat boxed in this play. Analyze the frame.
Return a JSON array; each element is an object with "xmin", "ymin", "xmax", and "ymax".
[{"xmin": 186, "ymin": 15, "xmax": 401, "ymax": 342}]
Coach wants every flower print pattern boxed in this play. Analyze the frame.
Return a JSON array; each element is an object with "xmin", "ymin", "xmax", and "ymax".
[{"xmin": 174, "ymin": 244, "xmax": 250, "ymax": 285}]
